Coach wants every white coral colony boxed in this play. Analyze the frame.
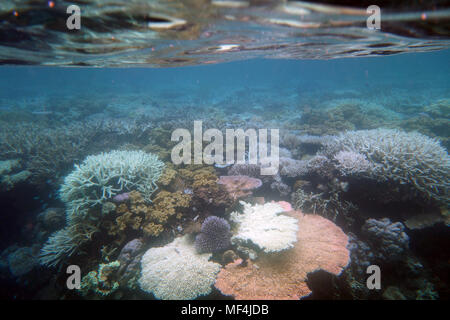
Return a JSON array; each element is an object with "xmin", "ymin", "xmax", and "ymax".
[
  {"xmin": 230, "ymin": 201, "xmax": 299, "ymax": 253},
  {"xmin": 139, "ymin": 235, "xmax": 221, "ymax": 300}
]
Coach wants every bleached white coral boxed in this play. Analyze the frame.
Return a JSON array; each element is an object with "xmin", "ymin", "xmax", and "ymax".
[
  {"xmin": 139, "ymin": 235, "xmax": 221, "ymax": 300},
  {"xmin": 332, "ymin": 129, "xmax": 450, "ymax": 203},
  {"xmin": 60, "ymin": 150, "xmax": 164, "ymax": 223},
  {"xmin": 230, "ymin": 201, "xmax": 298, "ymax": 253},
  {"xmin": 334, "ymin": 150, "xmax": 372, "ymax": 176}
]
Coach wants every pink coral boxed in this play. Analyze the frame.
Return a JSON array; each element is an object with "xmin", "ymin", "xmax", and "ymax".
[
  {"xmin": 272, "ymin": 200, "xmax": 293, "ymax": 212},
  {"xmin": 214, "ymin": 210, "xmax": 350, "ymax": 300},
  {"xmin": 217, "ymin": 175, "xmax": 262, "ymax": 200}
]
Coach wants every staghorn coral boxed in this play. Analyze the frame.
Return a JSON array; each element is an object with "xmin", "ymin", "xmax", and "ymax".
[
  {"xmin": 215, "ymin": 210, "xmax": 350, "ymax": 300},
  {"xmin": 139, "ymin": 235, "xmax": 221, "ymax": 300},
  {"xmin": 279, "ymin": 157, "xmax": 309, "ymax": 178},
  {"xmin": 330, "ymin": 128, "xmax": 450, "ymax": 203},
  {"xmin": 60, "ymin": 150, "xmax": 164, "ymax": 224},
  {"xmin": 38, "ymin": 223, "xmax": 98, "ymax": 267},
  {"xmin": 333, "ymin": 150, "xmax": 372, "ymax": 176},
  {"xmin": 230, "ymin": 201, "xmax": 298, "ymax": 254},
  {"xmin": 195, "ymin": 216, "xmax": 231, "ymax": 253}
]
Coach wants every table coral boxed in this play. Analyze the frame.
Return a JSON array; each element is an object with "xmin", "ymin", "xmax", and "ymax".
[
  {"xmin": 217, "ymin": 175, "xmax": 262, "ymax": 200},
  {"xmin": 215, "ymin": 211, "xmax": 350, "ymax": 300},
  {"xmin": 230, "ymin": 201, "xmax": 299, "ymax": 253}
]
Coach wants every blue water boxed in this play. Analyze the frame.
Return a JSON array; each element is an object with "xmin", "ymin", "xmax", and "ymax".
[{"xmin": 1, "ymin": 49, "xmax": 449, "ymax": 102}]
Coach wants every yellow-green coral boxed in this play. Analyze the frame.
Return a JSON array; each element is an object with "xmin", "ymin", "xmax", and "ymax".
[
  {"xmin": 147, "ymin": 191, "xmax": 191, "ymax": 224},
  {"xmin": 143, "ymin": 222, "xmax": 164, "ymax": 237},
  {"xmin": 158, "ymin": 167, "xmax": 177, "ymax": 186},
  {"xmin": 79, "ymin": 261, "xmax": 120, "ymax": 297}
]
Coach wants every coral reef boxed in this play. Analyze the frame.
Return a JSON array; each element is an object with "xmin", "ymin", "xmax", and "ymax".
[
  {"xmin": 139, "ymin": 235, "xmax": 221, "ymax": 300},
  {"xmin": 60, "ymin": 150, "xmax": 165, "ymax": 223},
  {"xmin": 79, "ymin": 261, "xmax": 121, "ymax": 297},
  {"xmin": 230, "ymin": 202, "xmax": 298, "ymax": 253},
  {"xmin": 330, "ymin": 129, "xmax": 449, "ymax": 203},
  {"xmin": 215, "ymin": 210, "xmax": 350, "ymax": 299},
  {"xmin": 217, "ymin": 175, "xmax": 262, "ymax": 200},
  {"xmin": 195, "ymin": 216, "xmax": 231, "ymax": 253},
  {"xmin": 38, "ymin": 223, "xmax": 98, "ymax": 267}
]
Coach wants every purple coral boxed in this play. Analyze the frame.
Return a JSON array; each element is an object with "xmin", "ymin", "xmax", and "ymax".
[
  {"xmin": 113, "ymin": 192, "xmax": 130, "ymax": 203},
  {"xmin": 362, "ymin": 218, "xmax": 409, "ymax": 261},
  {"xmin": 195, "ymin": 216, "xmax": 231, "ymax": 253}
]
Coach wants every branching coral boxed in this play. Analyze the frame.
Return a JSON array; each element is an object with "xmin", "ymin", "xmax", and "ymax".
[
  {"xmin": 60, "ymin": 150, "xmax": 164, "ymax": 223},
  {"xmin": 38, "ymin": 223, "xmax": 98, "ymax": 267},
  {"xmin": 331, "ymin": 129, "xmax": 449, "ymax": 203}
]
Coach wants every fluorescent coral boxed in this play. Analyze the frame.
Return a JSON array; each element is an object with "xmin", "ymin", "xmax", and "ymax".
[
  {"xmin": 215, "ymin": 211, "xmax": 350, "ymax": 299},
  {"xmin": 139, "ymin": 235, "xmax": 221, "ymax": 300}
]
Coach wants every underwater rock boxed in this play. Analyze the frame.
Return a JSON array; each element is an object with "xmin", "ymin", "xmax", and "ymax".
[
  {"xmin": 222, "ymin": 250, "xmax": 239, "ymax": 264},
  {"xmin": 36, "ymin": 207, "xmax": 65, "ymax": 232},
  {"xmin": 117, "ymin": 239, "xmax": 145, "ymax": 290},
  {"xmin": 362, "ymin": 218, "xmax": 409, "ymax": 262},
  {"xmin": 382, "ymin": 286, "xmax": 407, "ymax": 300},
  {"xmin": 0, "ymin": 170, "xmax": 31, "ymax": 191},
  {"xmin": 194, "ymin": 216, "xmax": 231, "ymax": 253},
  {"xmin": 404, "ymin": 212, "xmax": 446, "ymax": 230},
  {"xmin": 0, "ymin": 159, "xmax": 20, "ymax": 175},
  {"xmin": 7, "ymin": 246, "xmax": 38, "ymax": 277},
  {"xmin": 215, "ymin": 210, "xmax": 350, "ymax": 299}
]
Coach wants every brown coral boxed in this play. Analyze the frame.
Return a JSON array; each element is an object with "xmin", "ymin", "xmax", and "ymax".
[
  {"xmin": 214, "ymin": 210, "xmax": 350, "ymax": 300},
  {"xmin": 158, "ymin": 167, "xmax": 177, "ymax": 187},
  {"xmin": 217, "ymin": 175, "xmax": 262, "ymax": 200}
]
